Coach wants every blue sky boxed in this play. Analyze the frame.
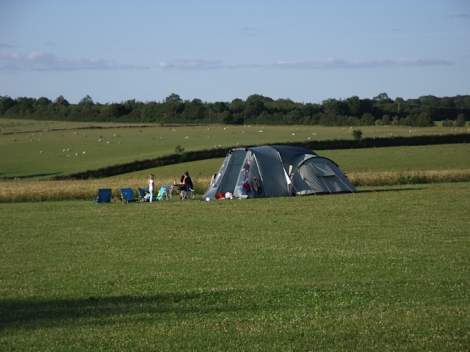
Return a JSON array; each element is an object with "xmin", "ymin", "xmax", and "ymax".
[{"xmin": 1, "ymin": 0, "xmax": 469, "ymax": 103}]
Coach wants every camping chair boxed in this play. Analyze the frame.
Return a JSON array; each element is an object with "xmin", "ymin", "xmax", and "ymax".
[
  {"xmin": 96, "ymin": 188, "xmax": 112, "ymax": 203},
  {"xmin": 138, "ymin": 187, "xmax": 157, "ymax": 202},
  {"xmin": 138, "ymin": 187, "xmax": 147, "ymax": 202},
  {"xmin": 180, "ymin": 187, "xmax": 195, "ymax": 200},
  {"xmin": 164, "ymin": 184, "xmax": 174, "ymax": 199},
  {"xmin": 156, "ymin": 186, "xmax": 169, "ymax": 201},
  {"xmin": 120, "ymin": 188, "xmax": 135, "ymax": 203}
]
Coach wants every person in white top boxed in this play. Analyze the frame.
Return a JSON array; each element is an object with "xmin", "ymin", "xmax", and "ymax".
[{"xmin": 148, "ymin": 174, "xmax": 155, "ymax": 203}]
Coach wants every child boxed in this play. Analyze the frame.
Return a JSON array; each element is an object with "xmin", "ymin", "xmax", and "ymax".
[{"xmin": 148, "ymin": 174, "xmax": 155, "ymax": 203}]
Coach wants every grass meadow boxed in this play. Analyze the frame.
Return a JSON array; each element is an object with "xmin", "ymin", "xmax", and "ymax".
[
  {"xmin": 1, "ymin": 118, "xmax": 469, "ymax": 178},
  {"xmin": 1, "ymin": 182, "xmax": 469, "ymax": 350},
  {"xmin": 1, "ymin": 119, "xmax": 469, "ymax": 350}
]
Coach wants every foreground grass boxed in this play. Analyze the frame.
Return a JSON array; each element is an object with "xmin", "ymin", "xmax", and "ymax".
[
  {"xmin": 1, "ymin": 120, "xmax": 469, "ymax": 178},
  {"xmin": 0, "ymin": 183, "xmax": 469, "ymax": 350}
]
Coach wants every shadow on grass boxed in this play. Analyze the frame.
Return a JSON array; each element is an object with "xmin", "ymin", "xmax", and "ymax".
[
  {"xmin": 0, "ymin": 290, "xmax": 269, "ymax": 330},
  {"xmin": 0, "ymin": 286, "xmax": 352, "ymax": 330}
]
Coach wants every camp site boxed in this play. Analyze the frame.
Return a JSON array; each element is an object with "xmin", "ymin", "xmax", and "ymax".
[{"xmin": 1, "ymin": 1, "xmax": 470, "ymax": 351}]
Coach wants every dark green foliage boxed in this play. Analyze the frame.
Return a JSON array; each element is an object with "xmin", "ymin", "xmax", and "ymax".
[
  {"xmin": 1, "ymin": 93, "xmax": 470, "ymax": 126},
  {"xmin": 174, "ymin": 145, "xmax": 185, "ymax": 153},
  {"xmin": 352, "ymin": 129, "xmax": 363, "ymax": 140},
  {"xmin": 442, "ymin": 119, "xmax": 454, "ymax": 127},
  {"xmin": 455, "ymin": 113, "xmax": 466, "ymax": 127}
]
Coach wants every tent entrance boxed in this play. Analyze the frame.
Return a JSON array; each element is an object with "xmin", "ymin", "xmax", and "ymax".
[
  {"xmin": 233, "ymin": 151, "xmax": 264, "ymax": 198},
  {"xmin": 203, "ymin": 149, "xmax": 247, "ymax": 199}
]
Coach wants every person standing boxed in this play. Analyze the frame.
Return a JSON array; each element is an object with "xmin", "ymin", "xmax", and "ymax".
[{"xmin": 148, "ymin": 174, "xmax": 155, "ymax": 203}]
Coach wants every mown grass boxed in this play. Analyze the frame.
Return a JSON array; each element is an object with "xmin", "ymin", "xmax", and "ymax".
[
  {"xmin": 1, "ymin": 119, "xmax": 469, "ymax": 178},
  {"xmin": 1, "ymin": 182, "xmax": 469, "ymax": 350}
]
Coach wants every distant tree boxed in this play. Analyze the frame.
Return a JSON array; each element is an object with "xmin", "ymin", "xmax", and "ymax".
[
  {"xmin": 373, "ymin": 92, "xmax": 391, "ymax": 102},
  {"xmin": 455, "ymin": 113, "xmax": 466, "ymax": 127},
  {"xmin": 322, "ymin": 98, "xmax": 348, "ymax": 116},
  {"xmin": 0, "ymin": 96, "xmax": 15, "ymax": 114},
  {"xmin": 13, "ymin": 97, "xmax": 36, "ymax": 115},
  {"xmin": 182, "ymin": 99, "xmax": 206, "ymax": 121},
  {"xmin": 35, "ymin": 97, "xmax": 51, "ymax": 106},
  {"xmin": 105, "ymin": 103, "xmax": 129, "ymax": 118},
  {"xmin": 346, "ymin": 96, "xmax": 361, "ymax": 116},
  {"xmin": 360, "ymin": 113, "xmax": 375, "ymax": 125},
  {"xmin": 165, "ymin": 93, "xmax": 182, "ymax": 104},
  {"xmin": 54, "ymin": 95, "xmax": 69, "ymax": 106},
  {"xmin": 174, "ymin": 145, "xmax": 185, "ymax": 153},
  {"xmin": 79, "ymin": 95, "xmax": 94, "ymax": 105},
  {"xmin": 244, "ymin": 97, "xmax": 265, "ymax": 119},
  {"xmin": 394, "ymin": 97, "xmax": 405, "ymax": 114},
  {"xmin": 414, "ymin": 111, "xmax": 434, "ymax": 127},
  {"xmin": 381, "ymin": 114, "xmax": 391, "ymax": 125},
  {"xmin": 442, "ymin": 119, "xmax": 453, "ymax": 127},
  {"xmin": 352, "ymin": 129, "xmax": 363, "ymax": 141},
  {"xmin": 418, "ymin": 95, "xmax": 439, "ymax": 105},
  {"xmin": 211, "ymin": 101, "xmax": 228, "ymax": 113},
  {"xmin": 229, "ymin": 98, "xmax": 245, "ymax": 114},
  {"xmin": 1, "ymin": 92, "xmax": 470, "ymax": 127}
]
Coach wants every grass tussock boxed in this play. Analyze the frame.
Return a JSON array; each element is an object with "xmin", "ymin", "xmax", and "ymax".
[
  {"xmin": 349, "ymin": 169, "xmax": 470, "ymax": 186},
  {"xmin": 1, "ymin": 170, "xmax": 470, "ymax": 202},
  {"xmin": 0, "ymin": 178, "xmax": 196, "ymax": 203}
]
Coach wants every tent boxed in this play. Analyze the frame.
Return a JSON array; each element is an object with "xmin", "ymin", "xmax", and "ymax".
[{"xmin": 203, "ymin": 145, "xmax": 355, "ymax": 200}]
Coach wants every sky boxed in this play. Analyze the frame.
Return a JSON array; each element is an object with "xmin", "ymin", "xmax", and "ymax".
[{"xmin": 1, "ymin": 0, "xmax": 469, "ymax": 103}]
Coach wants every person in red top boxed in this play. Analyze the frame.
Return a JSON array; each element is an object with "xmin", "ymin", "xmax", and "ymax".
[{"xmin": 174, "ymin": 171, "xmax": 194, "ymax": 199}]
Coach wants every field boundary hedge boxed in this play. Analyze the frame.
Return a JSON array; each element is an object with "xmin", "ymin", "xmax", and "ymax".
[
  {"xmin": 0, "ymin": 123, "xmax": 203, "ymax": 136},
  {"xmin": 48, "ymin": 133, "xmax": 470, "ymax": 180}
]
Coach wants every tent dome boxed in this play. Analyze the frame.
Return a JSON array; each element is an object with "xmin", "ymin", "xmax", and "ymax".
[{"xmin": 203, "ymin": 145, "xmax": 355, "ymax": 200}]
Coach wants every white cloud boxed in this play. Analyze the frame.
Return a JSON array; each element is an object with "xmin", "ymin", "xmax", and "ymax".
[
  {"xmin": 0, "ymin": 43, "xmax": 15, "ymax": 48},
  {"xmin": 0, "ymin": 50, "xmax": 150, "ymax": 71},
  {"xmin": 240, "ymin": 26, "xmax": 260, "ymax": 37},
  {"xmin": 448, "ymin": 13, "xmax": 470, "ymax": 19},
  {"xmin": 159, "ymin": 58, "xmax": 453, "ymax": 71},
  {"xmin": 159, "ymin": 59, "xmax": 227, "ymax": 70}
]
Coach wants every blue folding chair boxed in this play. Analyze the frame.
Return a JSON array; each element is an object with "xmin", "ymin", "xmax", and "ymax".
[
  {"xmin": 138, "ymin": 187, "xmax": 147, "ymax": 201},
  {"xmin": 96, "ymin": 188, "xmax": 112, "ymax": 203},
  {"xmin": 120, "ymin": 188, "xmax": 135, "ymax": 203}
]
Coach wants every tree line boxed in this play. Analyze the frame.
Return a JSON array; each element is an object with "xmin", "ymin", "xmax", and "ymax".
[{"xmin": 0, "ymin": 93, "xmax": 468, "ymax": 127}]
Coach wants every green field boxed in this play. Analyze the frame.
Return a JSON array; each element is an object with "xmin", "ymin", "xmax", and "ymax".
[
  {"xmin": 1, "ymin": 118, "xmax": 469, "ymax": 178},
  {"xmin": 114, "ymin": 143, "xmax": 470, "ymax": 182},
  {"xmin": 1, "ymin": 182, "xmax": 469, "ymax": 350},
  {"xmin": 2, "ymin": 118, "xmax": 470, "ymax": 349}
]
